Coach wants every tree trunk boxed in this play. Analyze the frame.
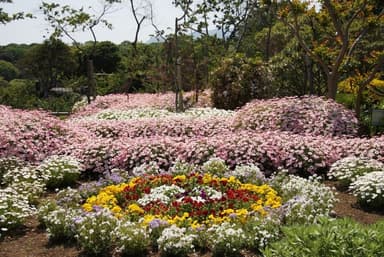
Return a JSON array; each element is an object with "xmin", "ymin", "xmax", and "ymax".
[
  {"xmin": 355, "ymin": 85, "xmax": 364, "ymax": 119},
  {"xmin": 265, "ymin": 25, "xmax": 272, "ymax": 61},
  {"xmin": 327, "ymin": 73, "xmax": 338, "ymax": 99},
  {"xmin": 87, "ymin": 58, "xmax": 96, "ymax": 104},
  {"xmin": 304, "ymin": 54, "xmax": 314, "ymax": 95}
]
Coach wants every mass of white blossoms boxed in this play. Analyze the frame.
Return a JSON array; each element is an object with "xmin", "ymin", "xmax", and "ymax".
[
  {"xmin": 137, "ymin": 184, "xmax": 185, "ymax": 206},
  {"xmin": 328, "ymin": 156, "xmax": 384, "ymax": 187},
  {"xmin": 349, "ymin": 171, "xmax": 384, "ymax": 208}
]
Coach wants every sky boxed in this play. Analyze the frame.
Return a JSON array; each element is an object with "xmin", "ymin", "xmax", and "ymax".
[{"xmin": 0, "ymin": 0, "xmax": 182, "ymax": 45}]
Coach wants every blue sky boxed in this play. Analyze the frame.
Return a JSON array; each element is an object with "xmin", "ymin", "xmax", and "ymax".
[{"xmin": 0, "ymin": 0, "xmax": 181, "ymax": 45}]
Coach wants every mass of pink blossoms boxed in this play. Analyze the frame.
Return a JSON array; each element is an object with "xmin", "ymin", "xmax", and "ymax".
[
  {"xmin": 1, "ymin": 93, "xmax": 382, "ymax": 176},
  {"xmin": 233, "ymin": 95, "xmax": 359, "ymax": 137},
  {"xmin": 0, "ymin": 105, "xmax": 72, "ymax": 162},
  {"xmin": 71, "ymin": 91, "xmax": 212, "ymax": 118}
]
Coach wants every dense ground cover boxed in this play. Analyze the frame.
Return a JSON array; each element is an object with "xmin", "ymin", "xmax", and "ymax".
[{"xmin": 1, "ymin": 92, "xmax": 384, "ymax": 256}]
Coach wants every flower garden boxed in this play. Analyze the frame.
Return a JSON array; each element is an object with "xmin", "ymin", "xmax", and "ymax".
[{"xmin": 1, "ymin": 92, "xmax": 384, "ymax": 257}]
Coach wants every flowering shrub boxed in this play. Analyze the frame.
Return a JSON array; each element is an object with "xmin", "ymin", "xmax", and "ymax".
[
  {"xmin": 157, "ymin": 225, "xmax": 196, "ymax": 257},
  {"xmin": 86, "ymin": 107, "xmax": 233, "ymax": 121},
  {"xmin": 82, "ymin": 173, "xmax": 282, "ymax": 228},
  {"xmin": 207, "ymin": 222, "xmax": 247, "ymax": 257},
  {"xmin": 36, "ymin": 155, "xmax": 83, "ymax": 189},
  {"xmin": 71, "ymin": 115, "xmax": 233, "ymax": 139},
  {"xmin": 74, "ymin": 209, "xmax": 119, "ymax": 256},
  {"xmin": 113, "ymin": 219, "xmax": 150, "ymax": 257},
  {"xmin": 225, "ymin": 164, "xmax": 265, "ymax": 184},
  {"xmin": 0, "ymin": 157, "xmax": 25, "ymax": 186},
  {"xmin": 349, "ymin": 171, "xmax": 384, "ymax": 210},
  {"xmin": 0, "ymin": 187, "xmax": 36, "ymax": 235},
  {"xmin": 0, "ymin": 105, "xmax": 71, "ymax": 162},
  {"xmin": 201, "ymin": 157, "xmax": 228, "ymax": 176},
  {"xmin": 38, "ymin": 204, "xmax": 82, "ymax": 241},
  {"xmin": 71, "ymin": 91, "xmax": 212, "ymax": 118},
  {"xmin": 328, "ymin": 156, "xmax": 384, "ymax": 188},
  {"xmin": 272, "ymin": 174, "xmax": 336, "ymax": 224},
  {"xmin": 244, "ymin": 215, "xmax": 281, "ymax": 250},
  {"xmin": 233, "ymin": 96, "xmax": 358, "ymax": 136},
  {"xmin": 2, "ymin": 167, "xmax": 46, "ymax": 204}
]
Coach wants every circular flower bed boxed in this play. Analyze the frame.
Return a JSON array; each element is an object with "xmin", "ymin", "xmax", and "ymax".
[{"xmin": 82, "ymin": 173, "xmax": 282, "ymax": 228}]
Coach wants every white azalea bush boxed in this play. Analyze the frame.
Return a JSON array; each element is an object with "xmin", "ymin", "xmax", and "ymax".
[
  {"xmin": 90, "ymin": 107, "xmax": 233, "ymax": 121},
  {"xmin": 0, "ymin": 157, "xmax": 26, "ymax": 186},
  {"xmin": 349, "ymin": 171, "xmax": 384, "ymax": 210},
  {"xmin": 113, "ymin": 219, "xmax": 150, "ymax": 257},
  {"xmin": 0, "ymin": 187, "xmax": 36, "ymax": 236},
  {"xmin": 157, "ymin": 225, "xmax": 196, "ymax": 257},
  {"xmin": 225, "ymin": 164, "xmax": 265, "ymax": 184},
  {"xmin": 74, "ymin": 209, "xmax": 119, "ymax": 256},
  {"xmin": 38, "ymin": 203, "xmax": 82, "ymax": 241},
  {"xmin": 36, "ymin": 155, "xmax": 83, "ymax": 189},
  {"xmin": 244, "ymin": 215, "xmax": 281, "ymax": 250},
  {"xmin": 201, "ymin": 157, "xmax": 228, "ymax": 176},
  {"xmin": 3, "ymin": 166, "xmax": 46, "ymax": 204},
  {"xmin": 328, "ymin": 156, "xmax": 384, "ymax": 188},
  {"xmin": 272, "ymin": 174, "xmax": 337, "ymax": 224},
  {"xmin": 207, "ymin": 222, "xmax": 247, "ymax": 257},
  {"xmin": 169, "ymin": 160, "xmax": 197, "ymax": 175},
  {"xmin": 131, "ymin": 161, "xmax": 164, "ymax": 176}
]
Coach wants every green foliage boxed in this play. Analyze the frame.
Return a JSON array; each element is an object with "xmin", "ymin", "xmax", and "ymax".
[
  {"xmin": 92, "ymin": 41, "xmax": 121, "ymax": 73},
  {"xmin": 0, "ymin": 76, "xmax": 9, "ymax": 87},
  {"xmin": 0, "ymin": 60, "xmax": 19, "ymax": 81},
  {"xmin": 0, "ymin": 43, "xmax": 31, "ymax": 63},
  {"xmin": 22, "ymin": 39, "xmax": 77, "ymax": 98},
  {"xmin": 0, "ymin": 0, "xmax": 33, "ymax": 25},
  {"xmin": 211, "ymin": 54, "xmax": 271, "ymax": 110},
  {"xmin": 0, "ymin": 78, "xmax": 80, "ymax": 111},
  {"xmin": 336, "ymin": 93, "xmax": 355, "ymax": 109},
  {"xmin": 0, "ymin": 79, "xmax": 39, "ymax": 109},
  {"xmin": 263, "ymin": 218, "xmax": 384, "ymax": 257}
]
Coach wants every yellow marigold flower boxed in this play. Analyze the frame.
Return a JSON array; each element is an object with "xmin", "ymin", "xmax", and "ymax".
[
  {"xmin": 191, "ymin": 220, "xmax": 202, "ymax": 230},
  {"xmin": 235, "ymin": 208, "xmax": 248, "ymax": 216},
  {"xmin": 141, "ymin": 214, "xmax": 156, "ymax": 226},
  {"xmin": 221, "ymin": 209, "xmax": 235, "ymax": 215},
  {"xmin": 101, "ymin": 183, "xmax": 128, "ymax": 195},
  {"xmin": 239, "ymin": 183, "xmax": 258, "ymax": 192},
  {"xmin": 265, "ymin": 195, "xmax": 282, "ymax": 208},
  {"xmin": 202, "ymin": 173, "xmax": 212, "ymax": 184},
  {"xmin": 111, "ymin": 205, "xmax": 122, "ymax": 214},
  {"xmin": 207, "ymin": 214, "xmax": 228, "ymax": 225},
  {"xmin": 173, "ymin": 175, "xmax": 186, "ymax": 182},
  {"xmin": 82, "ymin": 203, "xmax": 93, "ymax": 212},
  {"xmin": 227, "ymin": 176, "xmax": 241, "ymax": 185},
  {"xmin": 128, "ymin": 177, "xmax": 141, "ymax": 189},
  {"xmin": 86, "ymin": 195, "xmax": 97, "ymax": 205},
  {"xmin": 127, "ymin": 203, "xmax": 144, "ymax": 214},
  {"xmin": 251, "ymin": 203, "xmax": 267, "ymax": 216}
]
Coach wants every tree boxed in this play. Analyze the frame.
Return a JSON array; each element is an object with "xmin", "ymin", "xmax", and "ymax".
[
  {"xmin": 0, "ymin": 0, "xmax": 33, "ymax": 24},
  {"xmin": 40, "ymin": 0, "xmax": 121, "ymax": 103},
  {"xmin": 22, "ymin": 39, "xmax": 76, "ymax": 98},
  {"xmin": 129, "ymin": 0, "xmax": 149, "ymax": 51},
  {"xmin": 0, "ymin": 59, "xmax": 19, "ymax": 81},
  {"xmin": 279, "ymin": 0, "xmax": 384, "ymax": 99},
  {"xmin": 88, "ymin": 41, "xmax": 121, "ymax": 74}
]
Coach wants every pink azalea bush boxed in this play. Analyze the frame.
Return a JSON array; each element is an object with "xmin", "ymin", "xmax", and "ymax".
[
  {"xmin": 0, "ymin": 105, "xmax": 72, "ymax": 162},
  {"xmin": 71, "ymin": 117, "xmax": 233, "ymax": 139},
  {"xmin": 71, "ymin": 91, "xmax": 212, "ymax": 118},
  {"xmin": 233, "ymin": 96, "xmax": 358, "ymax": 137},
  {"xmin": 66, "ymin": 131, "xmax": 380, "ymax": 176},
  {"xmin": 4, "ymin": 92, "xmax": 384, "ymax": 178}
]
